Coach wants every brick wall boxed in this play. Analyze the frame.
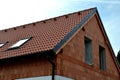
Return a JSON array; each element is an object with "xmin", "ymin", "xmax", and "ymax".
[
  {"xmin": 0, "ymin": 55, "xmax": 56, "ymax": 80},
  {"xmin": 56, "ymin": 14, "xmax": 120, "ymax": 80}
]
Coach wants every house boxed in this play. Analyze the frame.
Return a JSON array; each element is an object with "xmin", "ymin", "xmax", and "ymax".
[{"xmin": 0, "ymin": 7, "xmax": 119, "ymax": 80}]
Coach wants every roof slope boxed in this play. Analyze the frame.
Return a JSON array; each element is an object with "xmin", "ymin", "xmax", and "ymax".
[{"xmin": 0, "ymin": 8, "xmax": 94, "ymax": 59}]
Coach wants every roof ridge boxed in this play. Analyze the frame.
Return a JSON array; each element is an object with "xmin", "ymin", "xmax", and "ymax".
[{"xmin": 0, "ymin": 7, "xmax": 96, "ymax": 32}]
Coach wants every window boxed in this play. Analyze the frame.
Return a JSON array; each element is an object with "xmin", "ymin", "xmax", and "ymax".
[
  {"xmin": 0, "ymin": 42, "xmax": 7, "ymax": 48},
  {"xmin": 8, "ymin": 37, "xmax": 32, "ymax": 50},
  {"xmin": 84, "ymin": 37, "xmax": 93, "ymax": 65},
  {"xmin": 99, "ymin": 46, "xmax": 106, "ymax": 70}
]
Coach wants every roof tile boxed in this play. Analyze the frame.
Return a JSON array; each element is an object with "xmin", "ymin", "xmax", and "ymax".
[{"xmin": 0, "ymin": 8, "xmax": 93, "ymax": 59}]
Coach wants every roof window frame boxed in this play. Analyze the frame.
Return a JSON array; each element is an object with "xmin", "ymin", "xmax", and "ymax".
[
  {"xmin": 8, "ymin": 37, "xmax": 32, "ymax": 50},
  {"xmin": 0, "ymin": 42, "xmax": 8, "ymax": 48}
]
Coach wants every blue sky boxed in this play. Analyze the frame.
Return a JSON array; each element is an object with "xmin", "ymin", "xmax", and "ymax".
[{"xmin": 0, "ymin": 0, "xmax": 120, "ymax": 56}]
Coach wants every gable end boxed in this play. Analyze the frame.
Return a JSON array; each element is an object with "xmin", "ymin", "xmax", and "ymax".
[
  {"xmin": 95, "ymin": 10, "xmax": 120, "ymax": 73},
  {"xmin": 53, "ymin": 8, "xmax": 97, "ymax": 54}
]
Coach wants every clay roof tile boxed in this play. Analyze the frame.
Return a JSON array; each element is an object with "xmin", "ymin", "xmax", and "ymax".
[{"xmin": 0, "ymin": 8, "xmax": 96, "ymax": 59}]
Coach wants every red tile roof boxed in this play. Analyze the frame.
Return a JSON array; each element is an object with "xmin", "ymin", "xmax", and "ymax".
[{"xmin": 0, "ymin": 8, "xmax": 94, "ymax": 59}]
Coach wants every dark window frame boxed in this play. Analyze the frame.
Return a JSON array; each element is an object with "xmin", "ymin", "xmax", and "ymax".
[
  {"xmin": 84, "ymin": 37, "xmax": 93, "ymax": 65},
  {"xmin": 99, "ymin": 45, "xmax": 106, "ymax": 70}
]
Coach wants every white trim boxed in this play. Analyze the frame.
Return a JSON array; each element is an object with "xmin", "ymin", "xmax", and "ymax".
[{"xmin": 16, "ymin": 75, "xmax": 74, "ymax": 80}]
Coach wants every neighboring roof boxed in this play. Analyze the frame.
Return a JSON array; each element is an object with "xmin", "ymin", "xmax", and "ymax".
[{"xmin": 0, "ymin": 8, "xmax": 94, "ymax": 59}]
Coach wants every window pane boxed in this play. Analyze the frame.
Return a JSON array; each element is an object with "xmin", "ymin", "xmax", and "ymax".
[
  {"xmin": 0, "ymin": 42, "xmax": 7, "ymax": 48},
  {"xmin": 10, "ymin": 39, "xmax": 29, "ymax": 48},
  {"xmin": 0, "ymin": 43, "xmax": 5, "ymax": 47},
  {"xmin": 8, "ymin": 37, "xmax": 32, "ymax": 50},
  {"xmin": 99, "ymin": 46, "xmax": 106, "ymax": 70},
  {"xmin": 84, "ymin": 37, "xmax": 92, "ymax": 65}
]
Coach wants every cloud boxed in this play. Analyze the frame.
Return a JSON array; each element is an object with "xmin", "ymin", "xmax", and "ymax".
[
  {"xmin": 0, "ymin": 0, "xmax": 68, "ymax": 30},
  {"xmin": 73, "ymin": 0, "xmax": 120, "ymax": 4}
]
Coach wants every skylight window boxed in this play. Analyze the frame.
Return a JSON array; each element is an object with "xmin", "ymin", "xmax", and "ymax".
[
  {"xmin": 0, "ymin": 42, "xmax": 7, "ymax": 48},
  {"xmin": 8, "ymin": 37, "xmax": 32, "ymax": 50}
]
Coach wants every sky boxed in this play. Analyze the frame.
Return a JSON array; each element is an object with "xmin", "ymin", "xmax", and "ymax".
[{"xmin": 0, "ymin": 0, "xmax": 120, "ymax": 56}]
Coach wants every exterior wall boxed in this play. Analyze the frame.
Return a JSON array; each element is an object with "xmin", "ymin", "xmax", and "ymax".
[
  {"xmin": 56, "ymin": 15, "xmax": 120, "ymax": 80},
  {"xmin": 0, "ymin": 55, "xmax": 55, "ymax": 80}
]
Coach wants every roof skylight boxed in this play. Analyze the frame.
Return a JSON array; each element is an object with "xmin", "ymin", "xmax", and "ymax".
[
  {"xmin": 0, "ymin": 42, "xmax": 7, "ymax": 48},
  {"xmin": 8, "ymin": 37, "xmax": 32, "ymax": 50}
]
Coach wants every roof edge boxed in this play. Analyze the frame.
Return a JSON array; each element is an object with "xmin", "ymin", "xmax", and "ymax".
[
  {"xmin": 0, "ymin": 8, "xmax": 96, "ymax": 32},
  {"xmin": 53, "ymin": 8, "xmax": 97, "ymax": 53},
  {"xmin": 95, "ymin": 8, "xmax": 120, "ymax": 72},
  {"xmin": 0, "ymin": 49, "xmax": 54, "ymax": 60}
]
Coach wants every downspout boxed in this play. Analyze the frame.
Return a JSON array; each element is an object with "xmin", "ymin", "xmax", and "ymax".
[{"xmin": 47, "ymin": 56, "xmax": 55, "ymax": 80}]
